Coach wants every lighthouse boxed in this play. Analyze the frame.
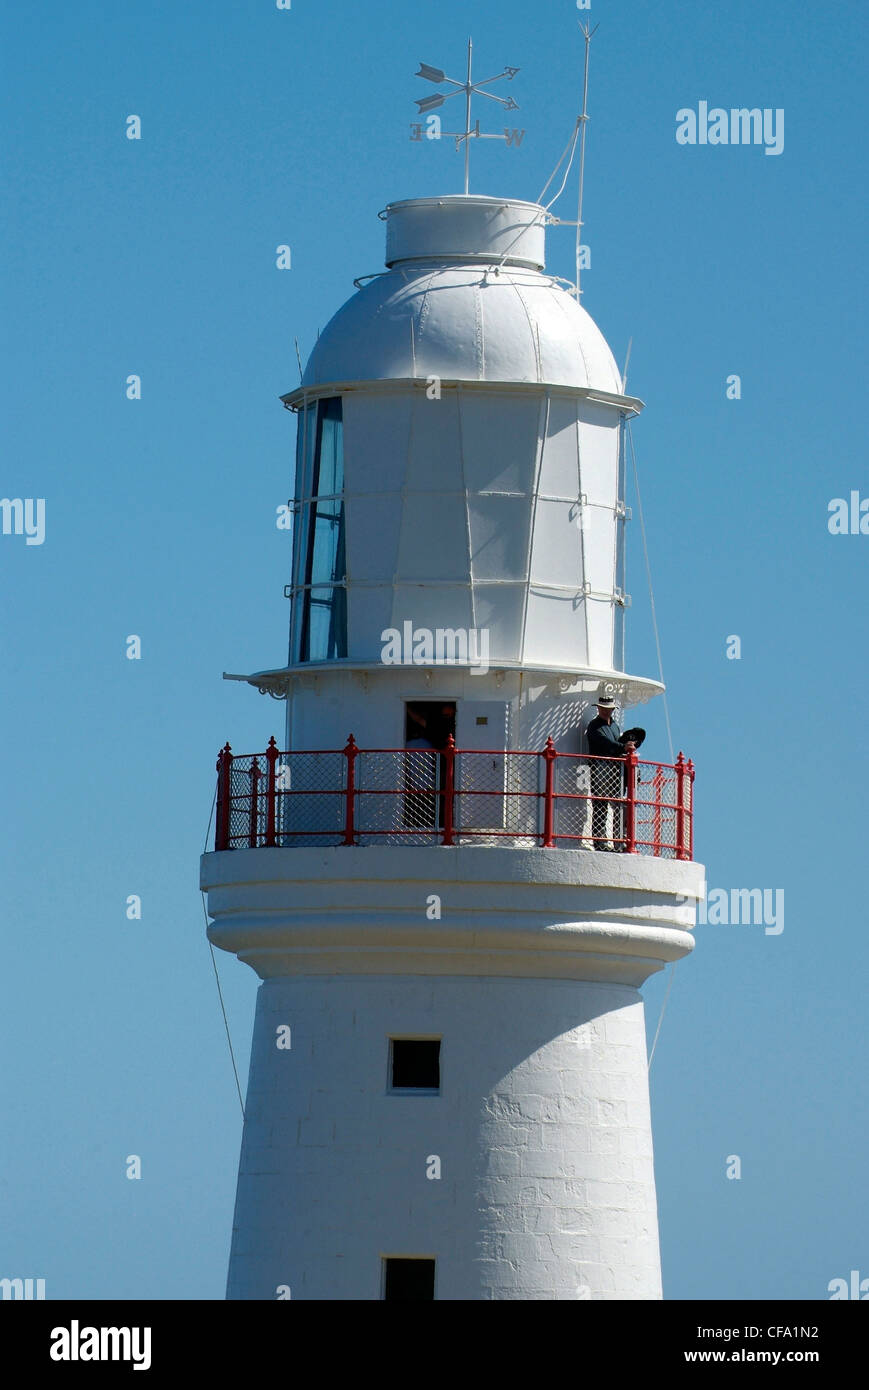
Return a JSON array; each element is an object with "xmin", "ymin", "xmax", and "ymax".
[{"xmin": 201, "ymin": 189, "xmax": 705, "ymax": 1301}]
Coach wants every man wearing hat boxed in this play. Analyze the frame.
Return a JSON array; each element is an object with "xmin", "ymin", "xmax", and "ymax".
[{"xmin": 585, "ymin": 696, "xmax": 637, "ymax": 851}]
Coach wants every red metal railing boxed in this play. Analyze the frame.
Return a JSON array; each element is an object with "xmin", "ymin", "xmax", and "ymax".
[{"xmin": 213, "ymin": 736, "xmax": 695, "ymax": 859}]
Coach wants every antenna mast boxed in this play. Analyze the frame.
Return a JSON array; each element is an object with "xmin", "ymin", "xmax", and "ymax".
[
  {"xmin": 464, "ymin": 39, "xmax": 473, "ymax": 195},
  {"xmin": 575, "ymin": 22, "xmax": 598, "ymax": 299}
]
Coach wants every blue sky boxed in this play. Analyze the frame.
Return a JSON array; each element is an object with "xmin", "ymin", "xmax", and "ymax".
[{"xmin": 1, "ymin": 0, "xmax": 866, "ymax": 1300}]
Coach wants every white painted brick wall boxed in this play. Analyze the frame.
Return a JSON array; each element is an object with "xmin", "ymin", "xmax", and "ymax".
[{"xmin": 227, "ymin": 975, "xmax": 663, "ymax": 1300}]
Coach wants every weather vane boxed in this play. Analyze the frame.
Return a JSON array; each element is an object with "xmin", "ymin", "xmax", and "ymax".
[{"xmin": 413, "ymin": 39, "xmax": 522, "ymax": 195}]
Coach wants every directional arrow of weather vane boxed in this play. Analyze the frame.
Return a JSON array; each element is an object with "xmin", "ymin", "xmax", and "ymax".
[{"xmin": 414, "ymin": 39, "xmax": 522, "ymax": 195}]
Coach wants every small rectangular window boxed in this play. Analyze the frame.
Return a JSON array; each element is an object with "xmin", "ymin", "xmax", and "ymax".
[
  {"xmin": 389, "ymin": 1038, "xmax": 441, "ymax": 1092},
  {"xmin": 382, "ymin": 1257, "xmax": 436, "ymax": 1301}
]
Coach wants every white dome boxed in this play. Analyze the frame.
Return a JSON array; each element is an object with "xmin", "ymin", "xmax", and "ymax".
[{"xmin": 302, "ymin": 197, "xmax": 624, "ymax": 395}]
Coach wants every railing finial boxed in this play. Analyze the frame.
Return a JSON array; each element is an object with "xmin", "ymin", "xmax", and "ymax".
[
  {"xmin": 442, "ymin": 736, "xmax": 456, "ymax": 846},
  {"xmin": 265, "ymin": 739, "xmax": 279, "ymax": 847},
  {"xmin": 541, "ymin": 738, "xmax": 557, "ymax": 846},
  {"xmin": 624, "ymin": 747, "xmax": 639, "ymax": 854},
  {"xmin": 675, "ymin": 753, "xmax": 687, "ymax": 860},
  {"xmin": 215, "ymin": 744, "xmax": 233, "ymax": 851},
  {"xmin": 343, "ymin": 736, "xmax": 358, "ymax": 845}
]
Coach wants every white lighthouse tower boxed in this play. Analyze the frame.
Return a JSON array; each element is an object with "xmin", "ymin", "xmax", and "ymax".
[{"xmin": 201, "ymin": 184, "xmax": 704, "ymax": 1300}]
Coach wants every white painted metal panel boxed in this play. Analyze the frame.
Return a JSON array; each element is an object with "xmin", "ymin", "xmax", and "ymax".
[
  {"xmin": 585, "ymin": 599, "xmax": 615, "ymax": 671},
  {"xmin": 386, "ymin": 196, "xmax": 547, "ymax": 271},
  {"xmin": 455, "ymin": 699, "xmax": 509, "ymax": 750},
  {"xmin": 524, "ymin": 589, "xmax": 587, "ymax": 667},
  {"xmin": 577, "ymin": 407, "xmax": 619, "ymax": 506},
  {"xmin": 345, "ymin": 586, "xmax": 395, "ymax": 662},
  {"xmin": 471, "ymin": 583, "xmax": 525, "ymax": 662},
  {"xmin": 468, "ymin": 495, "xmax": 532, "ymax": 581},
  {"xmin": 396, "ymin": 493, "xmax": 470, "ymax": 580},
  {"xmin": 345, "ymin": 494, "xmax": 401, "ymax": 582},
  {"xmin": 459, "ymin": 394, "xmax": 540, "ymax": 495},
  {"xmin": 389, "ymin": 584, "xmax": 475, "ymax": 638},
  {"xmin": 539, "ymin": 396, "xmax": 581, "ymax": 499},
  {"xmin": 529, "ymin": 498, "xmax": 582, "ymax": 589},
  {"xmin": 582, "ymin": 508, "xmax": 616, "ymax": 596},
  {"xmin": 302, "ymin": 238, "xmax": 626, "ymax": 394},
  {"xmin": 406, "ymin": 393, "xmax": 464, "ymax": 492},
  {"xmin": 455, "ymin": 700, "xmax": 510, "ymax": 832},
  {"xmin": 343, "ymin": 393, "xmax": 412, "ymax": 493}
]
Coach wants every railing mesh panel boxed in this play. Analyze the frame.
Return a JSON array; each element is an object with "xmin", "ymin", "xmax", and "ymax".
[
  {"xmin": 277, "ymin": 751, "xmax": 345, "ymax": 846},
  {"xmin": 633, "ymin": 762, "xmax": 680, "ymax": 860},
  {"xmin": 456, "ymin": 751, "xmax": 540, "ymax": 844},
  {"xmin": 356, "ymin": 750, "xmax": 442, "ymax": 844}
]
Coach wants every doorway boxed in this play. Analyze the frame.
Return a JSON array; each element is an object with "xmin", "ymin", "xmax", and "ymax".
[{"xmin": 403, "ymin": 702, "xmax": 456, "ymax": 831}]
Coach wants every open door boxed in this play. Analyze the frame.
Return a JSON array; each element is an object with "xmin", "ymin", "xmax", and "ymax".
[{"xmin": 402, "ymin": 702, "xmax": 456, "ymax": 832}]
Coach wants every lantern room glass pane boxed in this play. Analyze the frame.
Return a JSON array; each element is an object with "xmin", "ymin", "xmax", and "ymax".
[
  {"xmin": 316, "ymin": 397, "xmax": 344, "ymax": 496},
  {"xmin": 294, "ymin": 403, "xmax": 317, "ymax": 503},
  {"xmin": 305, "ymin": 585, "xmax": 347, "ymax": 661},
  {"xmin": 310, "ymin": 497, "xmax": 345, "ymax": 588},
  {"xmin": 293, "ymin": 397, "xmax": 346, "ymax": 662},
  {"xmin": 291, "ymin": 403, "xmax": 317, "ymax": 597}
]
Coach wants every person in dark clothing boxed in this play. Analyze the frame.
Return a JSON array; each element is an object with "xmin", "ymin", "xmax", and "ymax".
[{"xmin": 585, "ymin": 696, "xmax": 636, "ymax": 850}]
